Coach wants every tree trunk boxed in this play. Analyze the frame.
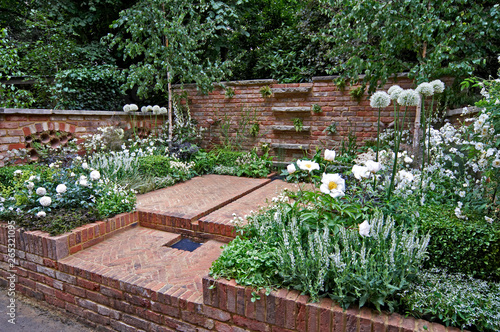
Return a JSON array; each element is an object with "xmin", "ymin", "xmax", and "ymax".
[
  {"xmin": 167, "ymin": 70, "xmax": 173, "ymax": 143},
  {"xmin": 412, "ymin": 101, "xmax": 422, "ymax": 167}
]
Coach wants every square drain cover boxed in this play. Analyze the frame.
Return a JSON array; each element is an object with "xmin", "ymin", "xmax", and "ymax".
[{"xmin": 169, "ymin": 238, "xmax": 203, "ymax": 252}]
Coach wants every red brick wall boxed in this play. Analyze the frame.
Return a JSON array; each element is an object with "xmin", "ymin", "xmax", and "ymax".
[{"xmin": 177, "ymin": 76, "xmax": 425, "ymax": 160}]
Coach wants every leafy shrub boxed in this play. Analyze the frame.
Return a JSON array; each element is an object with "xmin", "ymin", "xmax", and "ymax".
[
  {"xmin": 138, "ymin": 156, "xmax": 172, "ymax": 177},
  {"xmin": 54, "ymin": 65, "xmax": 124, "ymax": 111},
  {"xmin": 400, "ymin": 269, "xmax": 500, "ymax": 331},
  {"xmin": 418, "ymin": 204, "xmax": 500, "ymax": 281}
]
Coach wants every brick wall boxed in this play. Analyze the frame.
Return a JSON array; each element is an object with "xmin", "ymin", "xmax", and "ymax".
[{"xmin": 0, "ymin": 109, "xmax": 158, "ymax": 166}]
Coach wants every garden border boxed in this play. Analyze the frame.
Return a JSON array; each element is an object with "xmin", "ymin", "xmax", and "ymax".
[{"xmin": 0, "ymin": 211, "xmax": 466, "ymax": 332}]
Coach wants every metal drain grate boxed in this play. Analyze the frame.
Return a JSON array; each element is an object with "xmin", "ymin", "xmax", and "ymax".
[{"xmin": 169, "ymin": 238, "xmax": 203, "ymax": 252}]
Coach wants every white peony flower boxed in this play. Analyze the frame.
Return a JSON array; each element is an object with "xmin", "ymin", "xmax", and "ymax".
[
  {"xmin": 89, "ymin": 170, "xmax": 101, "ymax": 181},
  {"xmin": 415, "ymin": 82, "xmax": 434, "ymax": 97},
  {"xmin": 364, "ymin": 160, "xmax": 382, "ymax": 173},
  {"xmin": 27, "ymin": 182, "xmax": 35, "ymax": 190},
  {"xmin": 297, "ymin": 160, "xmax": 320, "ymax": 173},
  {"xmin": 370, "ymin": 91, "xmax": 391, "ymax": 108},
  {"xmin": 79, "ymin": 175, "xmax": 88, "ymax": 187},
  {"xmin": 352, "ymin": 165, "xmax": 370, "ymax": 180},
  {"xmin": 56, "ymin": 184, "xmax": 67, "ymax": 194},
  {"xmin": 324, "ymin": 149, "xmax": 336, "ymax": 161},
  {"xmin": 359, "ymin": 220, "xmax": 371, "ymax": 237},
  {"xmin": 320, "ymin": 173, "xmax": 345, "ymax": 198},
  {"xmin": 37, "ymin": 211, "xmax": 46, "ymax": 218},
  {"xmin": 82, "ymin": 162, "xmax": 89, "ymax": 169},
  {"xmin": 39, "ymin": 196, "xmax": 52, "ymax": 207},
  {"xmin": 430, "ymin": 80, "xmax": 445, "ymax": 94},
  {"xmin": 397, "ymin": 89, "xmax": 420, "ymax": 106},
  {"xmin": 287, "ymin": 164, "xmax": 296, "ymax": 174},
  {"xmin": 36, "ymin": 187, "xmax": 47, "ymax": 196}
]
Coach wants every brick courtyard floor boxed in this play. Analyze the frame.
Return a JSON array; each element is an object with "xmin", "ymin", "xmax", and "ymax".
[{"xmin": 59, "ymin": 175, "xmax": 297, "ymax": 304}]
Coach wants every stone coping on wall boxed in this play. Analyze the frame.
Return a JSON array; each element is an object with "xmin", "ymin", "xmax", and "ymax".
[{"xmin": 0, "ymin": 108, "xmax": 152, "ymax": 116}]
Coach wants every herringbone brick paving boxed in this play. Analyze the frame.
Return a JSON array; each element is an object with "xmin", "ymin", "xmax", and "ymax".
[{"xmin": 60, "ymin": 226, "xmax": 224, "ymax": 297}]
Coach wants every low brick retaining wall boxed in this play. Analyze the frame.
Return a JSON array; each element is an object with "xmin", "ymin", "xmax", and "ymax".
[{"xmin": 0, "ymin": 212, "xmax": 464, "ymax": 331}]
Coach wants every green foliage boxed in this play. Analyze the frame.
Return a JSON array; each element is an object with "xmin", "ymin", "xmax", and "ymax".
[
  {"xmin": 224, "ymin": 86, "xmax": 235, "ymax": 99},
  {"xmin": 292, "ymin": 118, "xmax": 303, "ymax": 132},
  {"xmin": 321, "ymin": 0, "xmax": 500, "ymax": 92},
  {"xmin": 324, "ymin": 122, "xmax": 337, "ymax": 135},
  {"xmin": 400, "ymin": 269, "xmax": 500, "ymax": 331},
  {"xmin": 259, "ymin": 85, "xmax": 272, "ymax": 98},
  {"xmin": 54, "ymin": 65, "xmax": 124, "ymax": 111},
  {"xmin": 418, "ymin": 204, "xmax": 500, "ymax": 281},
  {"xmin": 249, "ymin": 122, "xmax": 260, "ymax": 137},
  {"xmin": 312, "ymin": 103, "xmax": 322, "ymax": 113},
  {"xmin": 107, "ymin": 0, "xmax": 238, "ymax": 98},
  {"xmin": 349, "ymin": 86, "xmax": 365, "ymax": 102},
  {"xmin": 217, "ymin": 108, "xmax": 259, "ymax": 149}
]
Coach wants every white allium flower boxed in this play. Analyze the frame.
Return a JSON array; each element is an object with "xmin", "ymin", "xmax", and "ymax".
[
  {"xmin": 388, "ymin": 85, "xmax": 403, "ymax": 100},
  {"xmin": 129, "ymin": 104, "xmax": 138, "ymax": 111},
  {"xmin": 297, "ymin": 160, "xmax": 320, "ymax": 173},
  {"xmin": 56, "ymin": 184, "xmax": 67, "ymax": 194},
  {"xmin": 37, "ymin": 211, "xmax": 46, "ymax": 218},
  {"xmin": 159, "ymin": 107, "xmax": 167, "ymax": 114},
  {"xmin": 82, "ymin": 162, "xmax": 89, "ymax": 169},
  {"xmin": 39, "ymin": 196, "xmax": 52, "ymax": 207},
  {"xmin": 352, "ymin": 165, "xmax": 370, "ymax": 180},
  {"xmin": 430, "ymin": 79, "xmax": 445, "ymax": 94},
  {"xmin": 397, "ymin": 89, "xmax": 420, "ymax": 106},
  {"xmin": 27, "ymin": 182, "xmax": 34, "ymax": 190},
  {"xmin": 320, "ymin": 173, "xmax": 345, "ymax": 198},
  {"xmin": 152, "ymin": 105, "xmax": 161, "ymax": 114},
  {"xmin": 123, "ymin": 104, "xmax": 131, "ymax": 112},
  {"xmin": 89, "ymin": 170, "xmax": 101, "ymax": 181},
  {"xmin": 415, "ymin": 82, "xmax": 434, "ymax": 97},
  {"xmin": 36, "ymin": 187, "xmax": 47, "ymax": 196},
  {"xmin": 141, "ymin": 106, "xmax": 147, "ymax": 113},
  {"xmin": 359, "ymin": 220, "xmax": 371, "ymax": 237},
  {"xmin": 287, "ymin": 164, "xmax": 296, "ymax": 174},
  {"xmin": 147, "ymin": 105, "xmax": 153, "ymax": 112},
  {"xmin": 370, "ymin": 91, "xmax": 391, "ymax": 108},
  {"xmin": 324, "ymin": 149, "xmax": 336, "ymax": 161}
]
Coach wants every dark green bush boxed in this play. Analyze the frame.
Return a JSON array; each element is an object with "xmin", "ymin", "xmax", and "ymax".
[
  {"xmin": 418, "ymin": 204, "xmax": 500, "ymax": 281},
  {"xmin": 54, "ymin": 65, "xmax": 124, "ymax": 111},
  {"xmin": 138, "ymin": 156, "xmax": 172, "ymax": 177}
]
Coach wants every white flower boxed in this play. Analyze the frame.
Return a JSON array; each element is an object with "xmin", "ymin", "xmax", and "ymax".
[
  {"xmin": 89, "ymin": 170, "xmax": 101, "ymax": 181},
  {"xmin": 359, "ymin": 220, "xmax": 371, "ymax": 237},
  {"xmin": 320, "ymin": 173, "xmax": 345, "ymax": 198},
  {"xmin": 388, "ymin": 85, "xmax": 403, "ymax": 100},
  {"xmin": 352, "ymin": 165, "xmax": 370, "ymax": 180},
  {"xmin": 297, "ymin": 160, "xmax": 320, "ymax": 173},
  {"xmin": 56, "ymin": 184, "xmax": 67, "ymax": 194},
  {"xmin": 27, "ymin": 182, "xmax": 34, "ymax": 190},
  {"xmin": 152, "ymin": 105, "xmax": 161, "ymax": 114},
  {"xmin": 36, "ymin": 187, "xmax": 47, "ymax": 196},
  {"xmin": 141, "ymin": 106, "xmax": 147, "ymax": 113},
  {"xmin": 129, "ymin": 104, "xmax": 138, "ymax": 111},
  {"xmin": 415, "ymin": 82, "xmax": 434, "ymax": 97},
  {"xmin": 39, "ymin": 196, "xmax": 52, "ymax": 207},
  {"xmin": 324, "ymin": 149, "xmax": 336, "ymax": 161},
  {"xmin": 159, "ymin": 107, "xmax": 168, "ymax": 114},
  {"xmin": 147, "ymin": 105, "xmax": 153, "ymax": 112},
  {"xmin": 364, "ymin": 160, "xmax": 382, "ymax": 173},
  {"xmin": 14, "ymin": 170, "xmax": 22, "ymax": 176},
  {"xmin": 70, "ymin": 172, "xmax": 76, "ymax": 177},
  {"xmin": 287, "ymin": 164, "xmax": 296, "ymax": 174},
  {"xmin": 430, "ymin": 80, "xmax": 445, "ymax": 94},
  {"xmin": 404, "ymin": 156, "xmax": 413, "ymax": 164},
  {"xmin": 79, "ymin": 175, "xmax": 88, "ymax": 187},
  {"xmin": 29, "ymin": 175, "xmax": 36, "ymax": 181},
  {"xmin": 492, "ymin": 159, "xmax": 500, "ymax": 168},
  {"xmin": 485, "ymin": 216, "xmax": 493, "ymax": 224},
  {"xmin": 370, "ymin": 91, "xmax": 391, "ymax": 108},
  {"xmin": 459, "ymin": 191, "xmax": 465, "ymax": 198},
  {"xmin": 123, "ymin": 104, "xmax": 131, "ymax": 112},
  {"xmin": 82, "ymin": 162, "xmax": 89, "ymax": 169},
  {"xmin": 397, "ymin": 89, "xmax": 420, "ymax": 106},
  {"xmin": 36, "ymin": 211, "xmax": 46, "ymax": 218}
]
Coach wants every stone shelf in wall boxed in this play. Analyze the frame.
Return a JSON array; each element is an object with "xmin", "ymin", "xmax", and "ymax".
[
  {"xmin": 271, "ymin": 106, "xmax": 310, "ymax": 113},
  {"xmin": 272, "ymin": 125, "xmax": 311, "ymax": 132},
  {"xmin": 271, "ymin": 143, "xmax": 308, "ymax": 150},
  {"xmin": 271, "ymin": 87, "xmax": 311, "ymax": 96}
]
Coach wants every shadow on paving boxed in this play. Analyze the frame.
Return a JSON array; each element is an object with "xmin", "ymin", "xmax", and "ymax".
[{"xmin": 0, "ymin": 287, "xmax": 93, "ymax": 332}]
